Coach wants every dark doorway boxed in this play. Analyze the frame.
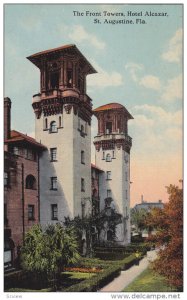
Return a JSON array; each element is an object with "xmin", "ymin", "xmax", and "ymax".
[
  {"xmin": 106, "ymin": 122, "xmax": 112, "ymax": 134},
  {"xmin": 50, "ymin": 72, "xmax": 59, "ymax": 89}
]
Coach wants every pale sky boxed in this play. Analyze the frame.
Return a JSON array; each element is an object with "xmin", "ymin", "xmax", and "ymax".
[{"xmin": 4, "ymin": 3, "xmax": 183, "ymax": 206}]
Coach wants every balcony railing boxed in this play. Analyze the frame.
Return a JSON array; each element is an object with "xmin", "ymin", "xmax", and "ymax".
[{"xmin": 94, "ymin": 134, "xmax": 132, "ymax": 144}]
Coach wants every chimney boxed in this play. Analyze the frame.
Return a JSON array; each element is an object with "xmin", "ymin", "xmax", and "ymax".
[
  {"xmin": 4, "ymin": 97, "xmax": 11, "ymax": 141},
  {"xmin": 141, "ymin": 195, "xmax": 144, "ymax": 203}
]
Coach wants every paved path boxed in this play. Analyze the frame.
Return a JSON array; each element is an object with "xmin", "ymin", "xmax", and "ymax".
[{"xmin": 100, "ymin": 250, "xmax": 157, "ymax": 292}]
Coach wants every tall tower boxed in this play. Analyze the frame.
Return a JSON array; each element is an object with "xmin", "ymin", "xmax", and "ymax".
[
  {"xmin": 93, "ymin": 103, "xmax": 133, "ymax": 245},
  {"xmin": 27, "ymin": 44, "xmax": 96, "ymax": 224}
]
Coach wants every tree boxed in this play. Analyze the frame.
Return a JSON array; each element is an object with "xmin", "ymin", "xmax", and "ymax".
[
  {"xmin": 64, "ymin": 207, "xmax": 123, "ymax": 254},
  {"xmin": 21, "ymin": 223, "xmax": 80, "ymax": 290},
  {"xmin": 131, "ymin": 207, "xmax": 149, "ymax": 234},
  {"xmin": 146, "ymin": 184, "xmax": 183, "ymax": 291}
]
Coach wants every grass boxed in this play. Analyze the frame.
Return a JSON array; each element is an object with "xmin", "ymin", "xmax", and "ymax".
[
  {"xmin": 62, "ymin": 271, "xmax": 96, "ymax": 279},
  {"xmin": 123, "ymin": 268, "xmax": 177, "ymax": 292}
]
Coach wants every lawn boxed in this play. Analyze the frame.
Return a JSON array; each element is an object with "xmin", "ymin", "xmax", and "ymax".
[{"xmin": 123, "ymin": 268, "xmax": 177, "ymax": 292}]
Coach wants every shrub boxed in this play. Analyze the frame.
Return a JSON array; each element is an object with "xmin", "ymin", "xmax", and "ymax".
[
  {"xmin": 95, "ymin": 251, "xmax": 129, "ymax": 260},
  {"xmin": 63, "ymin": 264, "xmax": 121, "ymax": 292},
  {"xmin": 4, "ymin": 270, "xmax": 48, "ymax": 290},
  {"xmin": 63, "ymin": 253, "xmax": 143, "ymax": 292}
]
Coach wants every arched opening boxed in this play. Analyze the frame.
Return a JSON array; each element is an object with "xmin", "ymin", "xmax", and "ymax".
[
  {"xmin": 106, "ymin": 122, "xmax": 112, "ymax": 134},
  {"xmin": 50, "ymin": 121, "xmax": 57, "ymax": 133},
  {"xmin": 81, "ymin": 150, "xmax": 85, "ymax": 164},
  {"xmin": 106, "ymin": 153, "xmax": 111, "ymax": 162},
  {"xmin": 26, "ymin": 175, "xmax": 37, "ymax": 190},
  {"xmin": 107, "ymin": 230, "xmax": 113, "ymax": 241},
  {"xmin": 50, "ymin": 72, "xmax": 59, "ymax": 89}
]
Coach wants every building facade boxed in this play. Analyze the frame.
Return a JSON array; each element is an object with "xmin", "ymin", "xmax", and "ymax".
[
  {"xmin": 93, "ymin": 103, "xmax": 133, "ymax": 245},
  {"xmin": 4, "ymin": 44, "xmax": 134, "ymax": 265},
  {"xmin": 4, "ymin": 98, "xmax": 46, "ymax": 269},
  {"xmin": 27, "ymin": 45, "xmax": 96, "ymax": 224},
  {"xmin": 133, "ymin": 195, "xmax": 164, "ymax": 211}
]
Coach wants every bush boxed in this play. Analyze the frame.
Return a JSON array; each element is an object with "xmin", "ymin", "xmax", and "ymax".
[
  {"xmin": 95, "ymin": 251, "xmax": 129, "ymax": 260},
  {"xmin": 131, "ymin": 235, "xmax": 145, "ymax": 243},
  {"xmin": 4, "ymin": 270, "xmax": 48, "ymax": 290},
  {"xmin": 63, "ymin": 264, "xmax": 121, "ymax": 292},
  {"xmin": 63, "ymin": 253, "xmax": 143, "ymax": 292}
]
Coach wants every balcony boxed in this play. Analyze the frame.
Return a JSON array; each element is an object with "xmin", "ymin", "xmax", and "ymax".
[{"xmin": 94, "ymin": 133, "xmax": 131, "ymax": 142}]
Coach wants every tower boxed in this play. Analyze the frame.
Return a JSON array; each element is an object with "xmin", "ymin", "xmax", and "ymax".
[
  {"xmin": 93, "ymin": 103, "xmax": 133, "ymax": 245},
  {"xmin": 27, "ymin": 44, "xmax": 96, "ymax": 224}
]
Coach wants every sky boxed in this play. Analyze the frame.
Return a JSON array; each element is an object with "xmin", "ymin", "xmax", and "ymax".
[{"xmin": 4, "ymin": 3, "xmax": 183, "ymax": 206}]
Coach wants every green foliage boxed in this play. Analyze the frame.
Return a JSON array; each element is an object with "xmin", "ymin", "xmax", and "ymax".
[
  {"xmin": 63, "ymin": 253, "xmax": 141, "ymax": 292},
  {"xmin": 63, "ymin": 264, "xmax": 121, "ymax": 292},
  {"xmin": 64, "ymin": 207, "xmax": 123, "ymax": 250},
  {"xmin": 131, "ymin": 208, "xmax": 149, "ymax": 233},
  {"xmin": 146, "ymin": 184, "xmax": 183, "ymax": 291},
  {"xmin": 20, "ymin": 223, "xmax": 80, "ymax": 290}
]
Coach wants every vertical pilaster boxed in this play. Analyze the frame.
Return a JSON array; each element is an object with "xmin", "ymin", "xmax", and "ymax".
[
  {"xmin": 73, "ymin": 62, "xmax": 76, "ymax": 88},
  {"xmin": 59, "ymin": 60, "xmax": 64, "ymax": 88},
  {"xmin": 64, "ymin": 59, "xmax": 67, "ymax": 87}
]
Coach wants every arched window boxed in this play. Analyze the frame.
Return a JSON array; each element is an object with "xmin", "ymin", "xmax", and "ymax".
[
  {"xmin": 50, "ymin": 121, "xmax": 57, "ymax": 133},
  {"xmin": 50, "ymin": 72, "xmax": 59, "ymax": 89},
  {"xmin": 107, "ymin": 230, "xmax": 113, "ymax": 241},
  {"xmin": 80, "ymin": 125, "xmax": 85, "ymax": 137},
  {"xmin": 26, "ymin": 175, "xmax": 37, "ymax": 190},
  {"xmin": 106, "ymin": 153, "xmax": 111, "ymax": 162},
  {"xmin": 81, "ymin": 150, "xmax": 85, "ymax": 164}
]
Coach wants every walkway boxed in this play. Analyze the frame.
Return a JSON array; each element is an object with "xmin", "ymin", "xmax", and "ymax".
[{"xmin": 100, "ymin": 250, "xmax": 157, "ymax": 292}]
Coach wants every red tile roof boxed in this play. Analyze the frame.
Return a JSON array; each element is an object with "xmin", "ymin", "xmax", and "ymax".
[
  {"xmin": 27, "ymin": 44, "xmax": 75, "ymax": 58},
  {"xmin": 5, "ymin": 130, "xmax": 46, "ymax": 150},
  {"xmin": 91, "ymin": 163, "xmax": 104, "ymax": 172},
  {"xmin": 93, "ymin": 103, "xmax": 133, "ymax": 119},
  {"xmin": 93, "ymin": 103, "xmax": 124, "ymax": 112},
  {"xmin": 27, "ymin": 44, "xmax": 97, "ymax": 74}
]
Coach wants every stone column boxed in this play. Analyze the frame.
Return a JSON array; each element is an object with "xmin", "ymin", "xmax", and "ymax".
[
  {"xmin": 73, "ymin": 62, "xmax": 76, "ymax": 88},
  {"xmin": 59, "ymin": 60, "xmax": 64, "ymax": 88}
]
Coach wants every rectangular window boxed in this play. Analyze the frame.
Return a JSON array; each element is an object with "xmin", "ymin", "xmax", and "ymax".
[
  {"xmin": 50, "ymin": 148, "xmax": 57, "ymax": 161},
  {"xmin": 125, "ymin": 172, "xmax": 128, "ymax": 181},
  {"xmin": 13, "ymin": 146, "xmax": 19, "ymax": 155},
  {"xmin": 107, "ymin": 189, "xmax": 111, "ymax": 198},
  {"xmin": 27, "ymin": 149, "xmax": 33, "ymax": 160},
  {"xmin": 112, "ymin": 151, "xmax": 115, "ymax": 159},
  {"xmin": 82, "ymin": 203, "xmax": 85, "ymax": 218},
  {"xmin": 28, "ymin": 205, "xmax": 35, "ymax": 220},
  {"xmin": 51, "ymin": 177, "xmax": 57, "ymax": 190},
  {"xmin": 51, "ymin": 204, "xmax": 58, "ymax": 220},
  {"xmin": 102, "ymin": 152, "xmax": 105, "ymax": 160},
  {"xmin": 59, "ymin": 116, "xmax": 62, "ymax": 128},
  {"xmin": 81, "ymin": 150, "xmax": 85, "ymax": 164},
  {"xmin": 81, "ymin": 178, "xmax": 85, "ymax": 192},
  {"xmin": 4, "ymin": 172, "xmax": 9, "ymax": 187},
  {"xmin": 106, "ymin": 171, "xmax": 112, "ymax": 180}
]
